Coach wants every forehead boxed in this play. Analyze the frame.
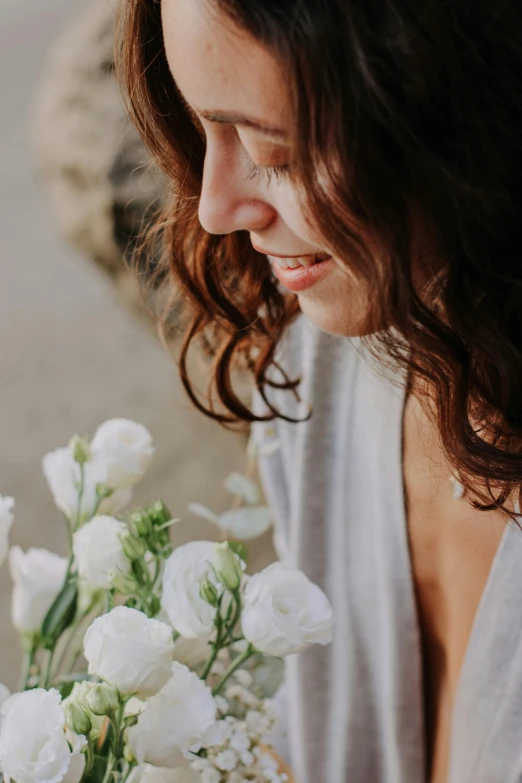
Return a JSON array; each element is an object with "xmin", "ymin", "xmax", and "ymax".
[{"xmin": 161, "ymin": 0, "xmax": 290, "ymax": 128}]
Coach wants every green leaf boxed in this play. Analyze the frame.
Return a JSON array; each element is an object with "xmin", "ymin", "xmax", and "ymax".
[
  {"xmin": 83, "ymin": 755, "xmax": 109, "ymax": 783},
  {"xmin": 41, "ymin": 581, "xmax": 78, "ymax": 649},
  {"xmin": 148, "ymin": 595, "xmax": 161, "ymax": 618},
  {"xmin": 228, "ymin": 541, "xmax": 248, "ymax": 565}
]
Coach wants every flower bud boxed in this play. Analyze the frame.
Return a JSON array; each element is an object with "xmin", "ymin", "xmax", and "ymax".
[
  {"xmin": 64, "ymin": 702, "xmax": 92, "ymax": 735},
  {"xmin": 124, "ymin": 745, "xmax": 137, "ymax": 765},
  {"xmin": 110, "ymin": 570, "xmax": 139, "ymax": 595},
  {"xmin": 214, "ymin": 542, "xmax": 242, "ymax": 591},
  {"xmin": 200, "ymin": 579, "xmax": 219, "ymax": 607},
  {"xmin": 69, "ymin": 435, "xmax": 90, "ymax": 466},
  {"xmin": 86, "ymin": 683, "xmax": 120, "ymax": 716},
  {"xmin": 121, "ymin": 534, "xmax": 147, "ymax": 561},
  {"xmin": 123, "ymin": 714, "xmax": 139, "ymax": 729},
  {"xmin": 95, "ymin": 484, "xmax": 113, "ymax": 501},
  {"xmin": 131, "ymin": 511, "xmax": 152, "ymax": 538},
  {"xmin": 151, "ymin": 501, "xmax": 171, "ymax": 527}
]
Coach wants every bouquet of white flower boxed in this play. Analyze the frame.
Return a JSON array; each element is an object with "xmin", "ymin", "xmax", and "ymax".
[{"xmin": 0, "ymin": 419, "xmax": 334, "ymax": 783}]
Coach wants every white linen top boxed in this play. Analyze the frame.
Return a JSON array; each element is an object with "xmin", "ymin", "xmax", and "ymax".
[{"xmin": 252, "ymin": 313, "xmax": 522, "ymax": 783}]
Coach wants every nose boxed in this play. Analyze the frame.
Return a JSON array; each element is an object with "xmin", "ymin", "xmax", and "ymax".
[{"xmin": 198, "ymin": 143, "xmax": 276, "ymax": 236}]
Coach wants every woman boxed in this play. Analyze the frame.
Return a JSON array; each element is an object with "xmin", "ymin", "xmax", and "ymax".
[{"xmin": 117, "ymin": 1, "xmax": 522, "ymax": 781}]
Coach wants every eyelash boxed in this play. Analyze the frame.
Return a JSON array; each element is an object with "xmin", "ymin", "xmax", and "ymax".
[{"xmin": 246, "ymin": 160, "xmax": 290, "ymax": 184}]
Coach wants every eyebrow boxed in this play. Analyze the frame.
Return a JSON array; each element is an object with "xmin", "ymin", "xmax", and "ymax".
[{"xmin": 197, "ymin": 110, "xmax": 288, "ymax": 140}]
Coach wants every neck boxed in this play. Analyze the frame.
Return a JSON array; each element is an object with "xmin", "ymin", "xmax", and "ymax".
[{"xmin": 402, "ymin": 390, "xmax": 458, "ymax": 511}]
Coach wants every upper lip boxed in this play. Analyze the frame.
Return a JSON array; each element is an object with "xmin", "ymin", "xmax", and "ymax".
[{"xmin": 252, "ymin": 244, "xmax": 317, "ymax": 259}]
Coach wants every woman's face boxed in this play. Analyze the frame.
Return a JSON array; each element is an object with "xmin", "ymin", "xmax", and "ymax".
[{"xmin": 162, "ymin": 0, "xmax": 370, "ymax": 336}]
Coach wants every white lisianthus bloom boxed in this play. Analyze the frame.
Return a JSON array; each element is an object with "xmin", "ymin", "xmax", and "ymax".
[
  {"xmin": 128, "ymin": 763, "xmax": 201, "ymax": 783},
  {"xmin": 0, "ymin": 683, "xmax": 11, "ymax": 736},
  {"xmin": 188, "ymin": 504, "xmax": 272, "ymax": 541},
  {"xmin": 42, "ymin": 447, "xmax": 132, "ymax": 524},
  {"xmin": 190, "ymin": 763, "xmax": 219, "ymax": 783},
  {"xmin": 61, "ymin": 731, "xmax": 87, "ymax": 783},
  {"xmin": 0, "ymin": 495, "xmax": 14, "ymax": 568},
  {"xmin": 241, "ymin": 562, "xmax": 334, "ymax": 657},
  {"xmin": 172, "ymin": 634, "xmax": 214, "ymax": 669},
  {"xmin": 83, "ymin": 606, "xmax": 174, "ymax": 698},
  {"xmin": 73, "ymin": 515, "xmax": 131, "ymax": 590},
  {"xmin": 0, "ymin": 689, "xmax": 85, "ymax": 783},
  {"xmin": 90, "ymin": 419, "xmax": 155, "ymax": 490},
  {"xmin": 0, "ymin": 684, "xmax": 10, "ymax": 710},
  {"xmin": 9, "ymin": 547, "xmax": 68, "ymax": 634},
  {"xmin": 126, "ymin": 662, "xmax": 217, "ymax": 768},
  {"xmin": 223, "ymin": 473, "xmax": 259, "ymax": 504},
  {"xmin": 161, "ymin": 542, "xmax": 218, "ymax": 639}
]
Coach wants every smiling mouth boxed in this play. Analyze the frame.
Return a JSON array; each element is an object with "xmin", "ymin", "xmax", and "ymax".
[{"xmin": 269, "ymin": 253, "xmax": 332, "ymax": 268}]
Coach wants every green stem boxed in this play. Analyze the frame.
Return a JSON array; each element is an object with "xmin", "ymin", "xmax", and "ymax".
[
  {"xmin": 39, "ymin": 649, "xmax": 53, "ymax": 688},
  {"xmin": 112, "ymin": 704, "xmax": 125, "ymax": 756},
  {"xmin": 200, "ymin": 617, "xmax": 223, "ymax": 682},
  {"xmin": 120, "ymin": 761, "xmax": 132, "ymax": 783},
  {"xmin": 75, "ymin": 464, "xmax": 85, "ymax": 531},
  {"xmin": 19, "ymin": 645, "xmax": 35, "ymax": 691},
  {"xmin": 92, "ymin": 496, "xmax": 103, "ymax": 518},
  {"xmin": 224, "ymin": 592, "xmax": 242, "ymax": 643},
  {"xmin": 105, "ymin": 592, "xmax": 114, "ymax": 614},
  {"xmin": 101, "ymin": 702, "xmax": 124, "ymax": 783},
  {"xmin": 84, "ymin": 737, "xmax": 95, "ymax": 776},
  {"xmin": 65, "ymin": 525, "xmax": 73, "ymax": 560},
  {"xmin": 212, "ymin": 645, "xmax": 255, "ymax": 695},
  {"xmin": 135, "ymin": 558, "xmax": 152, "ymax": 590},
  {"xmin": 150, "ymin": 557, "xmax": 162, "ymax": 591},
  {"xmin": 101, "ymin": 750, "xmax": 116, "ymax": 783}
]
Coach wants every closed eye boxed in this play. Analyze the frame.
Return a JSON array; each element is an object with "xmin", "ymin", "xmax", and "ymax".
[{"xmin": 245, "ymin": 160, "xmax": 291, "ymax": 184}]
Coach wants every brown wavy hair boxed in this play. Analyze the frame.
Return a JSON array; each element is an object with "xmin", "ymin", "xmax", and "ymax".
[{"xmin": 116, "ymin": 0, "xmax": 522, "ymax": 515}]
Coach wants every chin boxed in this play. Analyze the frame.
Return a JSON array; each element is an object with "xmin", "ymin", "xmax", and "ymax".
[{"xmin": 296, "ymin": 281, "xmax": 374, "ymax": 338}]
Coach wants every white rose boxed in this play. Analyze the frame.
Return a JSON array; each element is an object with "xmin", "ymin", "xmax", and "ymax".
[
  {"xmin": 0, "ymin": 689, "xmax": 85, "ymax": 783},
  {"xmin": 83, "ymin": 606, "xmax": 174, "ymax": 698},
  {"xmin": 9, "ymin": 547, "xmax": 68, "ymax": 634},
  {"xmin": 161, "ymin": 542, "xmax": 218, "ymax": 639},
  {"xmin": 91, "ymin": 419, "xmax": 155, "ymax": 490},
  {"xmin": 126, "ymin": 662, "xmax": 217, "ymax": 768},
  {"xmin": 73, "ymin": 515, "xmax": 131, "ymax": 590},
  {"xmin": 241, "ymin": 562, "xmax": 334, "ymax": 657},
  {"xmin": 0, "ymin": 495, "xmax": 14, "ymax": 568},
  {"xmin": 42, "ymin": 447, "xmax": 132, "ymax": 524}
]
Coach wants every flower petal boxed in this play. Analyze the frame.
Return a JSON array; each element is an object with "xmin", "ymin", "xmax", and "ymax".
[{"xmin": 219, "ymin": 507, "xmax": 272, "ymax": 540}]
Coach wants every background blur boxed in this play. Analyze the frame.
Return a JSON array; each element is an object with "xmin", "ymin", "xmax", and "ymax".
[{"xmin": 0, "ymin": 0, "xmax": 272, "ymax": 688}]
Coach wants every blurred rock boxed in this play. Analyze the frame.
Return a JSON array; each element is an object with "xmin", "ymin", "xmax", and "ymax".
[{"xmin": 30, "ymin": 0, "xmax": 167, "ymax": 320}]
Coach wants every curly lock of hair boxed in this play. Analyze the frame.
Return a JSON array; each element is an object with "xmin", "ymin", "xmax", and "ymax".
[{"xmin": 116, "ymin": 0, "xmax": 522, "ymax": 516}]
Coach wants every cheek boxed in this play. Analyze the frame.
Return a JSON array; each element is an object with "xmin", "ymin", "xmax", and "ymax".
[{"xmin": 272, "ymin": 182, "xmax": 324, "ymax": 247}]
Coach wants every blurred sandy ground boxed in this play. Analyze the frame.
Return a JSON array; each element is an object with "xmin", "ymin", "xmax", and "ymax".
[{"xmin": 0, "ymin": 0, "xmax": 273, "ymax": 688}]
